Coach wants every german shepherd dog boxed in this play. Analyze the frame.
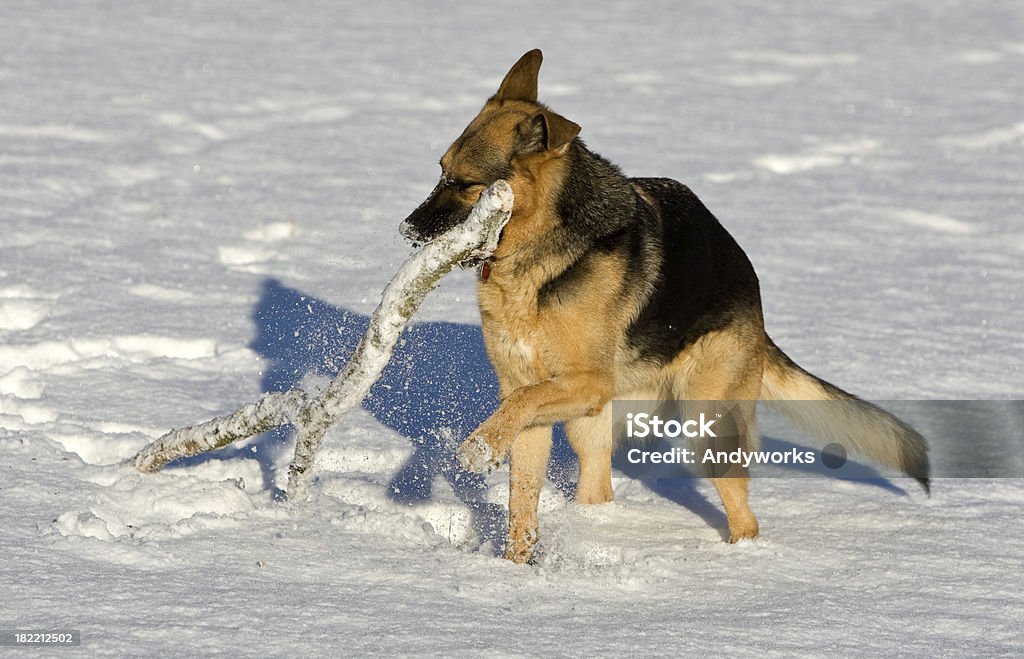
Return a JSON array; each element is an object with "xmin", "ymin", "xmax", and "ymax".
[{"xmin": 401, "ymin": 50, "xmax": 929, "ymax": 563}]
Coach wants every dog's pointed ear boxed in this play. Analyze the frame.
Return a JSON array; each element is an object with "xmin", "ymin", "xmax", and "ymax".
[
  {"xmin": 515, "ymin": 110, "xmax": 581, "ymax": 154},
  {"xmin": 493, "ymin": 49, "xmax": 543, "ymax": 102}
]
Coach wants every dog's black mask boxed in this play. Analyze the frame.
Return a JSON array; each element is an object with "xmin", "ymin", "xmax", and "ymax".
[{"xmin": 399, "ymin": 180, "xmax": 474, "ymax": 244}]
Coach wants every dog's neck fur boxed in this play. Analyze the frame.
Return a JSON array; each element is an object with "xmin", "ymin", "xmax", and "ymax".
[
  {"xmin": 557, "ymin": 140, "xmax": 637, "ymax": 239},
  {"xmin": 491, "ymin": 140, "xmax": 638, "ymax": 287}
]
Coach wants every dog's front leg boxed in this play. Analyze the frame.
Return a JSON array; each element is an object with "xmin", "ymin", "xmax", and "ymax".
[
  {"xmin": 456, "ymin": 372, "xmax": 612, "ymax": 473},
  {"xmin": 505, "ymin": 426, "xmax": 552, "ymax": 563},
  {"xmin": 457, "ymin": 372, "xmax": 611, "ymax": 564}
]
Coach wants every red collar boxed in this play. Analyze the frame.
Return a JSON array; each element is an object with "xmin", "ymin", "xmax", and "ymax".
[{"xmin": 480, "ymin": 260, "xmax": 492, "ymax": 282}]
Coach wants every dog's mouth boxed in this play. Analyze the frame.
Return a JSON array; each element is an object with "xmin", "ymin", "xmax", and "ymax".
[
  {"xmin": 401, "ymin": 215, "xmax": 500, "ymax": 275},
  {"xmin": 403, "ymin": 222, "xmax": 491, "ymax": 268}
]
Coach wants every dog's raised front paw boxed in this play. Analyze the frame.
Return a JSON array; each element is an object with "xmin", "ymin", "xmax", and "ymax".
[{"xmin": 456, "ymin": 435, "xmax": 497, "ymax": 474}]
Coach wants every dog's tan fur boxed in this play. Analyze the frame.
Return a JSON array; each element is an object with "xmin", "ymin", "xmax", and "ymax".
[{"xmin": 450, "ymin": 61, "xmax": 766, "ymax": 561}]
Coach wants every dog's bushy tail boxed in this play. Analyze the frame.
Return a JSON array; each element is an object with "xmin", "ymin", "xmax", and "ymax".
[{"xmin": 760, "ymin": 335, "xmax": 930, "ymax": 492}]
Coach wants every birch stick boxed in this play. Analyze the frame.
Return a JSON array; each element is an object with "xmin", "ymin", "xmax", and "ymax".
[
  {"xmin": 131, "ymin": 180, "xmax": 514, "ymax": 495},
  {"xmin": 132, "ymin": 389, "xmax": 308, "ymax": 473},
  {"xmin": 285, "ymin": 181, "xmax": 512, "ymax": 498}
]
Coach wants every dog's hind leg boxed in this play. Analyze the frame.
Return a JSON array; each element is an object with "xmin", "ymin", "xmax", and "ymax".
[
  {"xmin": 505, "ymin": 425, "xmax": 553, "ymax": 563},
  {"xmin": 669, "ymin": 328, "xmax": 764, "ymax": 542},
  {"xmin": 709, "ymin": 401, "xmax": 760, "ymax": 543},
  {"xmin": 565, "ymin": 405, "xmax": 614, "ymax": 504}
]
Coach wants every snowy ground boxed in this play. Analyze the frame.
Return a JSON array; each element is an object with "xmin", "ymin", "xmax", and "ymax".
[{"xmin": 2, "ymin": 1, "xmax": 1023, "ymax": 655}]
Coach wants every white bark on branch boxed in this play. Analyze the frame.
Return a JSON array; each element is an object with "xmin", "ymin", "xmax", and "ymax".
[
  {"xmin": 132, "ymin": 389, "xmax": 308, "ymax": 473},
  {"xmin": 130, "ymin": 180, "xmax": 513, "ymax": 500}
]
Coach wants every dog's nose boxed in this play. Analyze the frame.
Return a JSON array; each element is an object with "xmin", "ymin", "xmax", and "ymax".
[{"xmin": 398, "ymin": 218, "xmax": 420, "ymax": 243}]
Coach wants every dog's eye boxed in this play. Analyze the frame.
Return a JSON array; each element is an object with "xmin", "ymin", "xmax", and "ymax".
[{"xmin": 443, "ymin": 177, "xmax": 479, "ymax": 192}]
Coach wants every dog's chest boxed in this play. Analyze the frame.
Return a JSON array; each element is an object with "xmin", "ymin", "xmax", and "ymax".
[{"xmin": 477, "ymin": 274, "xmax": 551, "ymax": 383}]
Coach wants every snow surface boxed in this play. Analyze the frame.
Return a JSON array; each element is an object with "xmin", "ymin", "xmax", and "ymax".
[{"xmin": 2, "ymin": 1, "xmax": 1023, "ymax": 655}]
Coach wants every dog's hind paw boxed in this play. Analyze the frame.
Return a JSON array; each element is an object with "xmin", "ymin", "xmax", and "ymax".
[{"xmin": 456, "ymin": 435, "xmax": 497, "ymax": 474}]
